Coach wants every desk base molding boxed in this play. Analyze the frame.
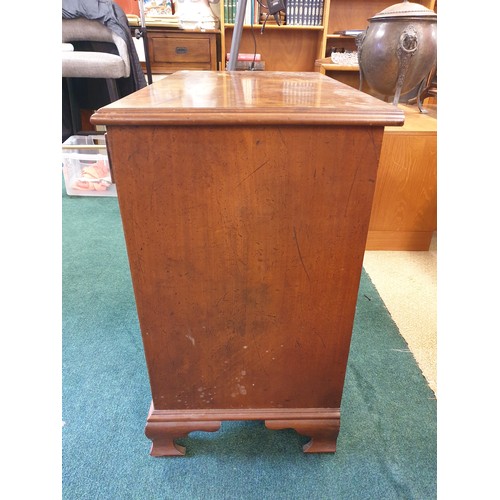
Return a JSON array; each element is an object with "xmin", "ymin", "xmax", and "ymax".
[
  {"xmin": 366, "ymin": 230, "xmax": 435, "ymax": 251},
  {"xmin": 145, "ymin": 402, "xmax": 341, "ymax": 456}
]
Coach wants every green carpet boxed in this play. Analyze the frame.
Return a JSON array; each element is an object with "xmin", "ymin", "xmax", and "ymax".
[{"xmin": 62, "ymin": 185, "xmax": 436, "ymax": 500}]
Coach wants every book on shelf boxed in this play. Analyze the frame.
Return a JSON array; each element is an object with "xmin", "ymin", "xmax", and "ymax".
[
  {"xmin": 286, "ymin": 0, "xmax": 324, "ymax": 26},
  {"xmin": 244, "ymin": 0, "xmax": 256, "ymax": 25},
  {"xmin": 225, "ymin": 0, "xmax": 259, "ymax": 25},
  {"xmin": 234, "ymin": 60, "xmax": 265, "ymax": 71},
  {"xmin": 226, "ymin": 53, "xmax": 262, "ymax": 62},
  {"xmin": 225, "ymin": 0, "xmax": 326, "ymax": 27},
  {"xmin": 224, "ymin": 0, "xmax": 234, "ymax": 24},
  {"xmin": 334, "ymin": 30, "xmax": 365, "ymax": 36}
]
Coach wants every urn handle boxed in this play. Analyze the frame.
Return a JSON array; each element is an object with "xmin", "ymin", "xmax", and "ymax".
[
  {"xmin": 393, "ymin": 25, "xmax": 419, "ymax": 105},
  {"xmin": 399, "ymin": 25, "xmax": 419, "ymax": 54}
]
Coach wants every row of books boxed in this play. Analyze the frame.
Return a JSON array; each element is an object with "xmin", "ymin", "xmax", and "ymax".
[
  {"xmin": 286, "ymin": 0, "xmax": 324, "ymax": 26},
  {"xmin": 225, "ymin": 0, "xmax": 325, "ymax": 27},
  {"xmin": 225, "ymin": 0, "xmax": 257, "ymax": 25}
]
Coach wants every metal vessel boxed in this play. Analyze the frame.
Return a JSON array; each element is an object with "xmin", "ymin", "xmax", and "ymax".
[{"xmin": 357, "ymin": 0, "xmax": 437, "ymax": 109}]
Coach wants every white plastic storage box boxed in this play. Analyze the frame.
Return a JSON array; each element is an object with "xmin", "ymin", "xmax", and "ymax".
[{"xmin": 62, "ymin": 134, "xmax": 117, "ymax": 197}]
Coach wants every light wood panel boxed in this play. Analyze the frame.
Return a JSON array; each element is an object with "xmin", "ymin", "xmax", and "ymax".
[{"xmin": 366, "ymin": 105, "xmax": 437, "ymax": 250}]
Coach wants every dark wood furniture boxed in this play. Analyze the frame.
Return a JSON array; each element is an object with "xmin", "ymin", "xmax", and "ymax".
[
  {"xmin": 91, "ymin": 71, "xmax": 403, "ymax": 456},
  {"xmin": 144, "ymin": 28, "xmax": 220, "ymax": 73}
]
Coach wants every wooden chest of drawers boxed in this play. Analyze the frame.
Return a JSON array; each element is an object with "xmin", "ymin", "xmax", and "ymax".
[
  {"xmin": 146, "ymin": 29, "xmax": 219, "ymax": 73},
  {"xmin": 92, "ymin": 71, "xmax": 403, "ymax": 456}
]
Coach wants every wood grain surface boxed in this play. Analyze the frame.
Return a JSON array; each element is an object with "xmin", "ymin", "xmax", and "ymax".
[{"xmin": 92, "ymin": 71, "xmax": 403, "ymax": 454}]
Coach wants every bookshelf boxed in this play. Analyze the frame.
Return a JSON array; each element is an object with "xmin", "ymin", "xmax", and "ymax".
[
  {"xmin": 220, "ymin": 0, "xmax": 329, "ymax": 71},
  {"xmin": 219, "ymin": 0, "xmax": 436, "ymax": 72},
  {"xmin": 324, "ymin": 0, "xmax": 435, "ymax": 57},
  {"xmin": 120, "ymin": 1, "xmax": 436, "ymax": 73}
]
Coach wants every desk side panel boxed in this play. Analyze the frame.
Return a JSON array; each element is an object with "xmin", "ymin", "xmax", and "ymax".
[{"xmin": 106, "ymin": 123, "xmax": 383, "ymax": 411}]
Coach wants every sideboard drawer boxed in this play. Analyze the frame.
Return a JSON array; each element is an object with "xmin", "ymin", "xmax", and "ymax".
[{"xmin": 147, "ymin": 31, "xmax": 219, "ymax": 73}]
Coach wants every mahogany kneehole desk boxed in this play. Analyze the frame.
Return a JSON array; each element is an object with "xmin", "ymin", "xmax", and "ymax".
[{"xmin": 91, "ymin": 71, "xmax": 403, "ymax": 456}]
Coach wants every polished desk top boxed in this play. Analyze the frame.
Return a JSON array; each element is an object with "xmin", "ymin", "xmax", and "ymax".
[{"xmin": 91, "ymin": 70, "xmax": 404, "ymax": 127}]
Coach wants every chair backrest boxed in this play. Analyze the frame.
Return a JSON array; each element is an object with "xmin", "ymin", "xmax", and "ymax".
[{"xmin": 62, "ymin": 18, "xmax": 130, "ymax": 78}]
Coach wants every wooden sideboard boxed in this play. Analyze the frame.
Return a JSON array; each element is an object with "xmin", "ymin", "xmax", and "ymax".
[
  {"xmin": 366, "ymin": 105, "xmax": 437, "ymax": 250},
  {"xmin": 91, "ymin": 71, "xmax": 403, "ymax": 456}
]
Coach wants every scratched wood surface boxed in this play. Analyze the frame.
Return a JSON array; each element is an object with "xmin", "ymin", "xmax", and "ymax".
[
  {"xmin": 105, "ymin": 122, "xmax": 382, "ymax": 411},
  {"xmin": 93, "ymin": 71, "xmax": 403, "ymax": 425}
]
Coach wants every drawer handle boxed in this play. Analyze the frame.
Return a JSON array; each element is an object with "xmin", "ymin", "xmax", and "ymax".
[{"xmin": 175, "ymin": 46, "xmax": 188, "ymax": 55}]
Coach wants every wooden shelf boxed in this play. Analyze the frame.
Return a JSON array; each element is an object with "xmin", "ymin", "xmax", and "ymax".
[
  {"xmin": 224, "ymin": 24, "xmax": 325, "ymax": 31},
  {"xmin": 220, "ymin": 1, "xmax": 330, "ymax": 71},
  {"xmin": 326, "ymin": 34, "xmax": 360, "ymax": 38},
  {"xmin": 315, "ymin": 57, "xmax": 359, "ymax": 72}
]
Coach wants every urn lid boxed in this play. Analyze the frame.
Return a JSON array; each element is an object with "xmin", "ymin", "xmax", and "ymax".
[{"xmin": 369, "ymin": 0, "xmax": 437, "ymax": 21}]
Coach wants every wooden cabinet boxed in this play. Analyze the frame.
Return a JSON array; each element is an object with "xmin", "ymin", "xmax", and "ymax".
[
  {"xmin": 144, "ymin": 28, "xmax": 220, "ymax": 73},
  {"xmin": 315, "ymin": 76, "xmax": 437, "ymax": 252},
  {"xmin": 91, "ymin": 71, "xmax": 403, "ymax": 456},
  {"xmin": 217, "ymin": 0, "xmax": 435, "ymax": 72},
  {"xmin": 366, "ymin": 105, "xmax": 437, "ymax": 250}
]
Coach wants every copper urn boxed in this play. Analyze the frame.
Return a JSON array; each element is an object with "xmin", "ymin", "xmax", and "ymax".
[{"xmin": 357, "ymin": 0, "xmax": 437, "ymax": 107}]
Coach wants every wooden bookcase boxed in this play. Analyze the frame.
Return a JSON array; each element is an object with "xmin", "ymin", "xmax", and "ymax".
[
  {"xmin": 217, "ymin": 0, "xmax": 436, "ymax": 72},
  {"xmin": 325, "ymin": 0, "xmax": 435, "ymax": 56},
  {"xmin": 122, "ymin": 1, "xmax": 435, "ymax": 73},
  {"xmin": 219, "ymin": 1, "xmax": 327, "ymax": 71}
]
